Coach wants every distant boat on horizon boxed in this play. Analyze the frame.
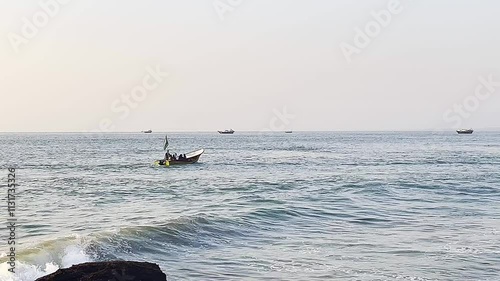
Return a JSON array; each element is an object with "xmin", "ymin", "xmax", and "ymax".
[
  {"xmin": 142, "ymin": 130, "xmax": 153, "ymax": 133},
  {"xmin": 285, "ymin": 131, "xmax": 293, "ymax": 133},
  {"xmin": 218, "ymin": 129, "xmax": 235, "ymax": 134},
  {"xmin": 457, "ymin": 129, "xmax": 474, "ymax": 134}
]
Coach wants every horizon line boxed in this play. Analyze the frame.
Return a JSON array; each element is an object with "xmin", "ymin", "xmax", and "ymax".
[{"xmin": 2, "ymin": 129, "xmax": 500, "ymax": 134}]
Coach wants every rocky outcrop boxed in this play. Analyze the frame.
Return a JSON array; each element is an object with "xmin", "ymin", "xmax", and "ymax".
[{"xmin": 35, "ymin": 261, "xmax": 167, "ymax": 281}]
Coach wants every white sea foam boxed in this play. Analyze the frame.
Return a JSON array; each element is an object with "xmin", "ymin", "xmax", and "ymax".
[
  {"xmin": 0, "ymin": 241, "xmax": 93, "ymax": 281},
  {"xmin": 61, "ymin": 245, "xmax": 92, "ymax": 268},
  {"xmin": 0, "ymin": 261, "xmax": 59, "ymax": 281}
]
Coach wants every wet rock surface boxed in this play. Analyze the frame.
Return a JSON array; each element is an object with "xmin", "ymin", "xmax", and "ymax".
[{"xmin": 35, "ymin": 261, "xmax": 167, "ymax": 281}]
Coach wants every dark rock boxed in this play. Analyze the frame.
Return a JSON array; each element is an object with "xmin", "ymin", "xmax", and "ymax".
[{"xmin": 35, "ymin": 261, "xmax": 167, "ymax": 281}]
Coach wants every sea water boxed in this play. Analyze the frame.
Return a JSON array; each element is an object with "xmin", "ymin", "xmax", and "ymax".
[{"xmin": 0, "ymin": 132, "xmax": 499, "ymax": 281}]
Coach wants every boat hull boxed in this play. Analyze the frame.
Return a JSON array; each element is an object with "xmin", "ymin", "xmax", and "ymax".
[
  {"xmin": 154, "ymin": 149, "xmax": 204, "ymax": 167},
  {"xmin": 457, "ymin": 129, "xmax": 474, "ymax": 134}
]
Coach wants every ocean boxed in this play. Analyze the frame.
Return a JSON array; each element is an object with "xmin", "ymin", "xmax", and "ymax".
[{"xmin": 0, "ymin": 132, "xmax": 499, "ymax": 281}]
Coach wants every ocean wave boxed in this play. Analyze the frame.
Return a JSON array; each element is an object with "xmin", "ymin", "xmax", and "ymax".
[
  {"xmin": 0, "ymin": 236, "xmax": 92, "ymax": 281},
  {"xmin": 0, "ymin": 215, "xmax": 256, "ymax": 280}
]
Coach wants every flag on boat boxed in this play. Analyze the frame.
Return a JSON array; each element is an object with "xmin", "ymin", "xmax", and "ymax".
[{"xmin": 163, "ymin": 134, "xmax": 169, "ymax": 150}]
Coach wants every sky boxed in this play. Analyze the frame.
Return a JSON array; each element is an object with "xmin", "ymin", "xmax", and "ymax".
[{"xmin": 1, "ymin": 0, "xmax": 499, "ymax": 132}]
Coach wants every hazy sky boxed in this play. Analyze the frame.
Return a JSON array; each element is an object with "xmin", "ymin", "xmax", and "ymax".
[{"xmin": 1, "ymin": 0, "xmax": 499, "ymax": 132}]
